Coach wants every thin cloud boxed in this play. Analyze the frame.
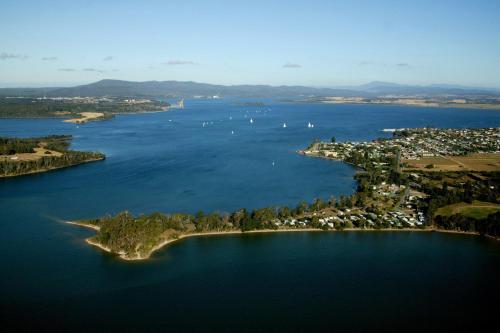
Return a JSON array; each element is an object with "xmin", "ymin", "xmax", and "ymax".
[
  {"xmin": 83, "ymin": 68, "xmax": 106, "ymax": 73},
  {"xmin": 283, "ymin": 62, "xmax": 302, "ymax": 68},
  {"xmin": 359, "ymin": 61, "xmax": 412, "ymax": 69},
  {"xmin": 359, "ymin": 61, "xmax": 376, "ymax": 66},
  {"xmin": 163, "ymin": 59, "xmax": 196, "ymax": 65},
  {"xmin": 1, "ymin": 52, "xmax": 29, "ymax": 60},
  {"xmin": 102, "ymin": 56, "xmax": 113, "ymax": 61},
  {"xmin": 41, "ymin": 56, "xmax": 58, "ymax": 61},
  {"xmin": 58, "ymin": 67, "xmax": 108, "ymax": 73}
]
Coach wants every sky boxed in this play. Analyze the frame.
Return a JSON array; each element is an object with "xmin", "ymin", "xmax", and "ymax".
[{"xmin": 0, "ymin": 0, "xmax": 499, "ymax": 88}]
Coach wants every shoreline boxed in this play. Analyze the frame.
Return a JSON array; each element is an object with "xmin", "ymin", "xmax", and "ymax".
[
  {"xmin": 66, "ymin": 220, "xmax": 100, "ymax": 230},
  {"xmin": 298, "ymin": 150, "xmax": 360, "ymax": 167},
  {"xmin": 314, "ymin": 100, "xmax": 500, "ymax": 111},
  {"xmin": 68, "ymin": 221, "xmax": 496, "ymax": 261},
  {"xmin": 0, "ymin": 156, "xmax": 105, "ymax": 178},
  {"xmin": 113, "ymin": 107, "xmax": 170, "ymax": 116},
  {"xmin": 86, "ymin": 238, "xmax": 117, "ymax": 255}
]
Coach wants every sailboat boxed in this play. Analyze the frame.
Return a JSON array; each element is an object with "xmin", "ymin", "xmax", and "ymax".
[
  {"xmin": 308, "ymin": 122, "xmax": 312, "ymax": 128},
  {"xmin": 283, "ymin": 123, "xmax": 287, "ymax": 128},
  {"xmin": 231, "ymin": 130, "xmax": 234, "ymax": 135},
  {"xmin": 250, "ymin": 118, "xmax": 254, "ymax": 124}
]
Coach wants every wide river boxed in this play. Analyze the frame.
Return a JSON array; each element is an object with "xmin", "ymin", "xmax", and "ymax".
[{"xmin": 1, "ymin": 100, "xmax": 500, "ymax": 331}]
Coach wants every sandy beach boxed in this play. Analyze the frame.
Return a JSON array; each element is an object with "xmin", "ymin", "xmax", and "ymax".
[
  {"xmin": 66, "ymin": 220, "xmax": 100, "ymax": 230},
  {"xmin": 63, "ymin": 112, "xmax": 105, "ymax": 124}
]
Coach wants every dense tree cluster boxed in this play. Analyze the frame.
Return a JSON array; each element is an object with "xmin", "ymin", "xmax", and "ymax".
[
  {"xmin": 1, "ymin": 137, "xmax": 39, "ymax": 155},
  {"xmin": 435, "ymin": 212, "xmax": 500, "ymax": 238},
  {"xmin": 421, "ymin": 172, "xmax": 500, "ymax": 220},
  {"xmin": 91, "ymin": 212, "xmax": 192, "ymax": 257}
]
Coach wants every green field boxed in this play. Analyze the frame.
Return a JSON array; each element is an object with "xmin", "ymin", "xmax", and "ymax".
[{"xmin": 436, "ymin": 200, "xmax": 500, "ymax": 219}]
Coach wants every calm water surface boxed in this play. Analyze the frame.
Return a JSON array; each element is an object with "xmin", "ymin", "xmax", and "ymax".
[{"xmin": 1, "ymin": 100, "xmax": 500, "ymax": 331}]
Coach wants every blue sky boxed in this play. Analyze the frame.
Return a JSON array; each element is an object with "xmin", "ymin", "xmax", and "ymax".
[{"xmin": 1, "ymin": 0, "xmax": 499, "ymax": 87}]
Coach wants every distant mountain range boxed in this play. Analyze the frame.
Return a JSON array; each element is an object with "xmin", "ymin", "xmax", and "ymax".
[
  {"xmin": 0, "ymin": 79, "xmax": 499, "ymax": 98},
  {"xmin": 341, "ymin": 81, "xmax": 500, "ymax": 96}
]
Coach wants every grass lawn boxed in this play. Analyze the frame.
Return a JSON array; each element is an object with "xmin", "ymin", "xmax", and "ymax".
[
  {"xmin": 404, "ymin": 153, "xmax": 500, "ymax": 172},
  {"xmin": 436, "ymin": 200, "xmax": 500, "ymax": 219}
]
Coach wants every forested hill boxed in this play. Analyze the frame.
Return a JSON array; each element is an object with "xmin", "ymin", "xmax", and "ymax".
[
  {"xmin": 0, "ymin": 80, "xmax": 359, "ymax": 98},
  {"xmin": 1, "ymin": 80, "xmax": 499, "ymax": 98}
]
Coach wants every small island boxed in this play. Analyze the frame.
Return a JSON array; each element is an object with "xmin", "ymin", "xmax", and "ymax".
[
  {"xmin": 0, "ymin": 135, "xmax": 105, "ymax": 177},
  {"xmin": 237, "ymin": 102, "xmax": 266, "ymax": 107},
  {"xmin": 71, "ymin": 127, "xmax": 500, "ymax": 260}
]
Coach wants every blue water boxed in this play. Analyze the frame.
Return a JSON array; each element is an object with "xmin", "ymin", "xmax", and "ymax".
[{"xmin": 1, "ymin": 100, "xmax": 500, "ymax": 332}]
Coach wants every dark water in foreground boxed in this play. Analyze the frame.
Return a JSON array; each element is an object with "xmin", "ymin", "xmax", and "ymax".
[
  {"xmin": 1, "ymin": 100, "xmax": 500, "ymax": 331},
  {"xmin": 4, "ymin": 232, "xmax": 500, "ymax": 332}
]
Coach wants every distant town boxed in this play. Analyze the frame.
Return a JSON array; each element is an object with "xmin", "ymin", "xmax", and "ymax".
[
  {"xmin": 306, "ymin": 127, "xmax": 499, "ymax": 161},
  {"xmin": 299, "ymin": 127, "xmax": 499, "ymax": 233},
  {"xmin": 304, "ymin": 95, "xmax": 500, "ymax": 110}
]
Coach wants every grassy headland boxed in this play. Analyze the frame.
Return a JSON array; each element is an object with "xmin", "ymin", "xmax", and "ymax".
[{"xmin": 0, "ymin": 135, "xmax": 105, "ymax": 177}]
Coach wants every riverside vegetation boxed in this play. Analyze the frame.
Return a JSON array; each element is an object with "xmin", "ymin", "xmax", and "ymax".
[
  {"xmin": 0, "ymin": 135, "xmax": 105, "ymax": 177},
  {"xmin": 72, "ymin": 127, "xmax": 500, "ymax": 260}
]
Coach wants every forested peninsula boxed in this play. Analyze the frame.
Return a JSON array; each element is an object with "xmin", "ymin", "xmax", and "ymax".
[
  {"xmin": 72, "ymin": 190, "xmax": 500, "ymax": 261},
  {"xmin": 71, "ymin": 127, "xmax": 500, "ymax": 261},
  {"xmin": 0, "ymin": 135, "xmax": 105, "ymax": 177}
]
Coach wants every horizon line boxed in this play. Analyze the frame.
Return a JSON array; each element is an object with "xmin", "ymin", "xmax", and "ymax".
[{"xmin": 1, "ymin": 79, "xmax": 499, "ymax": 91}]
